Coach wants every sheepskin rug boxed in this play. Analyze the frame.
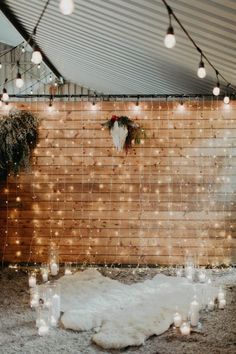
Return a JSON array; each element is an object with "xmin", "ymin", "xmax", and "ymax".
[{"xmin": 58, "ymin": 269, "xmax": 218, "ymax": 349}]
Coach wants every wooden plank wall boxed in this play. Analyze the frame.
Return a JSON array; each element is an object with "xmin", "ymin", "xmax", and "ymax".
[{"xmin": 0, "ymin": 100, "xmax": 235, "ymax": 265}]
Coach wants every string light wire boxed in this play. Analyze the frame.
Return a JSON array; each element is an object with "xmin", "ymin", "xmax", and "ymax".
[{"xmin": 161, "ymin": 0, "xmax": 236, "ymax": 93}]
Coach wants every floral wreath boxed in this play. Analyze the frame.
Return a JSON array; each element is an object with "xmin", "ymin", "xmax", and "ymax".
[{"xmin": 102, "ymin": 115, "xmax": 145, "ymax": 152}]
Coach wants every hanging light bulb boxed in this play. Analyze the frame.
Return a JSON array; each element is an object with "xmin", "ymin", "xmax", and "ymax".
[
  {"xmin": 223, "ymin": 84, "xmax": 230, "ymax": 104},
  {"xmin": 31, "ymin": 46, "xmax": 43, "ymax": 65},
  {"xmin": 15, "ymin": 73, "xmax": 24, "ymax": 88},
  {"xmin": 21, "ymin": 45, "xmax": 25, "ymax": 53},
  {"xmin": 213, "ymin": 71, "xmax": 220, "ymax": 96},
  {"xmin": 49, "ymin": 74, "xmax": 52, "ymax": 82},
  {"xmin": 164, "ymin": 25, "xmax": 176, "ymax": 48},
  {"xmin": 2, "ymin": 88, "xmax": 9, "ymax": 102},
  {"xmin": 0, "ymin": 63, "xmax": 2, "ymax": 69},
  {"xmin": 30, "ymin": 87, "xmax": 33, "ymax": 95},
  {"xmin": 15, "ymin": 61, "xmax": 24, "ymax": 88},
  {"xmin": 213, "ymin": 84, "xmax": 220, "ymax": 96},
  {"xmin": 59, "ymin": 0, "xmax": 74, "ymax": 15},
  {"xmin": 223, "ymin": 95, "xmax": 230, "ymax": 104},
  {"xmin": 164, "ymin": 7, "xmax": 176, "ymax": 49},
  {"xmin": 197, "ymin": 55, "xmax": 206, "ymax": 78}
]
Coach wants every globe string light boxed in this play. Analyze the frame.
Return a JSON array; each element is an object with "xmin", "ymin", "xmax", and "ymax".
[
  {"xmin": 197, "ymin": 53, "xmax": 206, "ymax": 79},
  {"xmin": 164, "ymin": 5, "xmax": 176, "ymax": 49},
  {"xmin": 59, "ymin": 0, "xmax": 75, "ymax": 15},
  {"xmin": 162, "ymin": 0, "xmax": 236, "ymax": 99},
  {"xmin": 15, "ymin": 61, "xmax": 24, "ymax": 89}
]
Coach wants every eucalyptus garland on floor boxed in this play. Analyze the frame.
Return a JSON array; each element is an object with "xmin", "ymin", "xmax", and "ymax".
[
  {"xmin": 0, "ymin": 110, "xmax": 39, "ymax": 180},
  {"xmin": 102, "ymin": 115, "xmax": 145, "ymax": 152}
]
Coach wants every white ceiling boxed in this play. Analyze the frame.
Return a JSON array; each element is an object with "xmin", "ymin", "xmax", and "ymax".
[
  {"xmin": 1, "ymin": 0, "xmax": 236, "ymax": 94},
  {"xmin": 0, "ymin": 11, "xmax": 22, "ymax": 45}
]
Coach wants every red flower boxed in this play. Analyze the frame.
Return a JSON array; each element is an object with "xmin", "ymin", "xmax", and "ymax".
[{"xmin": 111, "ymin": 115, "xmax": 118, "ymax": 122}]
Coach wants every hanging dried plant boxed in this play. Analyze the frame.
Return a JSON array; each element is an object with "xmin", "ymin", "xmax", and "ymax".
[{"xmin": 0, "ymin": 110, "xmax": 39, "ymax": 180}]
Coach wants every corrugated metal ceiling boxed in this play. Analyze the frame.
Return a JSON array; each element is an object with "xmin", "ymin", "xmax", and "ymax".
[{"xmin": 1, "ymin": 0, "xmax": 236, "ymax": 94}]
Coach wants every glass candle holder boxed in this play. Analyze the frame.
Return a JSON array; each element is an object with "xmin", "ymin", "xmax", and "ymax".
[
  {"xmin": 28, "ymin": 272, "xmax": 37, "ymax": 288},
  {"xmin": 175, "ymin": 266, "xmax": 183, "ymax": 277},
  {"xmin": 36, "ymin": 304, "xmax": 50, "ymax": 336},
  {"xmin": 40, "ymin": 263, "xmax": 49, "ymax": 282},
  {"xmin": 173, "ymin": 311, "xmax": 182, "ymax": 328},
  {"xmin": 43, "ymin": 282, "xmax": 61, "ymax": 327},
  {"xmin": 64, "ymin": 262, "xmax": 73, "ymax": 275},
  {"xmin": 197, "ymin": 267, "xmax": 207, "ymax": 283},
  {"xmin": 49, "ymin": 245, "xmax": 59, "ymax": 276},
  {"xmin": 30, "ymin": 286, "xmax": 39, "ymax": 308}
]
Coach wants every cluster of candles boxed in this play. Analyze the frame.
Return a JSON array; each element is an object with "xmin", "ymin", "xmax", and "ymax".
[
  {"xmin": 173, "ymin": 262, "xmax": 227, "ymax": 335},
  {"xmin": 28, "ymin": 261, "xmax": 74, "ymax": 336}
]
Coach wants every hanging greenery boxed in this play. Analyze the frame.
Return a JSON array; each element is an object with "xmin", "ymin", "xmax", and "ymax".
[
  {"xmin": 0, "ymin": 110, "xmax": 39, "ymax": 180},
  {"xmin": 102, "ymin": 115, "xmax": 146, "ymax": 152}
]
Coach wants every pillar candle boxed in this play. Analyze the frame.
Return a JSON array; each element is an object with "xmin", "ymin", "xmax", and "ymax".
[
  {"xmin": 217, "ymin": 287, "xmax": 225, "ymax": 301},
  {"xmin": 42, "ymin": 272, "xmax": 48, "ymax": 282},
  {"xmin": 219, "ymin": 299, "xmax": 226, "ymax": 309},
  {"xmin": 190, "ymin": 296, "xmax": 200, "ymax": 327},
  {"xmin": 38, "ymin": 325, "xmax": 49, "ymax": 336},
  {"xmin": 180, "ymin": 322, "xmax": 190, "ymax": 335},
  {"xmin": 198, "ymin": 272, "xmax": 206, "ymax": 283},
  {"xmin": 50, "ymin": 262, "xmax": 59, "ymax": 276},
  {"xmin": 207, "ymin": 299, "xmax": 215, "ymax": 311},
  {"xmin": 51, "ymin": 294, "xmax": 60, "ymax": 321},
  {"xmin": 173, "ymin": 312, "xmax": 182, "ymax": 327},
  {"xmin": 65, "ymin": 269, "xmax": 72, "ymax": 275},
  {"xmin": 29, "ymin": 275, "xmax": 37, "ymax": 288}
]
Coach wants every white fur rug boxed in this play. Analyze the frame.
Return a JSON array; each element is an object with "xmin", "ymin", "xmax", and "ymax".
[{"xmin": 57, "ymin": 269, "xmax": 218, "ymax": 349}]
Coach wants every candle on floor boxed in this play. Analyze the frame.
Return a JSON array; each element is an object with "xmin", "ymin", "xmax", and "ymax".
[
  {"xmin": 51, "ymin": 294, "xmax": 61, "ymax": 321},
  {"xmin": 173, "ymin": 312, "xmax": 182, "ymax": 327},
  {"xmin": 42, "ymin": 271, "xmax": 48, "ymax": 282},
  {"xmin": 50, "ymin": 262, "xmax": 59, "ymax": 276},
  {"xmin": 65, "ymin": 269, "xmax": 72, "ymax": 275},
  {"xmin": 190, "ymin": 295, "xmax": 200, "ymax": 327},
  {"xmin": 64, "ymin": 262, "xmax": 73, "ymax": 275},
  {"xmin": 217, "ymin": 287, "xmax": 225, "ymax": 301},
  {"xmin": 198, "ymin": 271, "xmax": 207, "ymax": 283},
  {"xmin": 219, "ymin": 298, "xmax": 226, "ymax": 309},
  {"xmin": 28, "ymin": 273, "xmax": 37, "ymax": 287},
  {"xmin": 207, "ymin": 298, "xmax": 215, "ymax": 311},
  {"xmin": 50, "ymin": 316, "xmax": 57, "ymax": 327},
  {"xmin": 30, "ymin": 287, "xmax": 39, "ymax": 308},
  {"xmin": 38, "ymin": 324, "xmax": 49, "ymax": 336},
  {"xmin": 180, "ymin": 322, "xmax": 191, "ymax": 335}
]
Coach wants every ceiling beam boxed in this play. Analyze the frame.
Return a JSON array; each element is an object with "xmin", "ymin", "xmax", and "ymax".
[{"xmin": 0, "ymin": 0, "xmax": 64, "ymax": 82}]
